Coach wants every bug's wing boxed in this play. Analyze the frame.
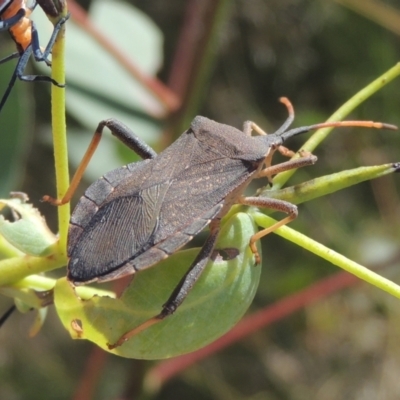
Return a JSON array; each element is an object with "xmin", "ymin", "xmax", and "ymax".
[
  {"xmin": 68, "ymin": 182, "xmax": 171, "ymax": 283},
  {"xmin": 154, "ymin": 151, "xmax": 257, "ymax": 242}
]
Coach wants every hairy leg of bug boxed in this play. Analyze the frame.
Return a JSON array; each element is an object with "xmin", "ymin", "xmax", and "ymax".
[
  {"xmin": 0, "ymin": 52, "xmax": 20, "ymax": 64},
  {"xmin": 0, "ymin": 9, "xmax": 26, "ymax": 32},
  {"xmin": 0, "ymin": 46, "xmax": 60, "ymax": 113},
  {"xmin": 18, "ymin": 13, "xmax": 70, "ymax": 83},
  {"xmin": 31, "ymin": 14, "xmax": 70, "ymax": 65},
  {"xmin": 276, "ymin": 145, "xmax": 296, "ymax": 158},
  {"xmin": 15, "ymin": 46, "xmax": 62, "ymax": 84},
  {"xmin": 238, "ymin": 196, "xmax": 298, "ymax": 264},
  {"xmin": 243, "ymin": 97, "xmax": 295, "ymax": 138},
  {"xmin": 107, "ymin": 221, "xmax": 221, "ymax": 349},
  {"xmin": 36, "ymin": 0, "xmax": 60, "ymax": 19},
  {"xmin": 259, "ymin": 151, "xmax": 317, "ymax": 182},
  {"xmin": 0, "ymin": 305, "xmax": 16, "ymax": 328},
  {"xmin": 43, "ymin": 119, "xmax": 158, "ymax": 206},
  {"xmin": 0, "ymin": 51, "xmax": 23, "ymax": 112},
  {"xmin": 259, "ymin": 150, "xmax": 317, "ymax": 185},
  {"xmin": 0, "ymin": 13, "xmax": 69, "ymax": 112},
  {"xmin": 242, "ymin": 121, "xmax": 267, "ymax": 136},
  {"xmin": 245, "ymin": 121, "xmax": 309, "ymax": 245},
  {"xmin": 0, "ymin": 43, "xmax": 66, "ymax": 112}
]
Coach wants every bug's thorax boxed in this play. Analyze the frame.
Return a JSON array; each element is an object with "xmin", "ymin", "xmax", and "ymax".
[
  {"xmin": 1, "ymin": 0, "xmax": 28, "ymax": 20},
  {"xmin": 1, "ymin": 0, "xmax": 32, "ymax": 50},
  {"xmin": 0, "ymin": 0, "xmax": 20, "ymax": 15},
  {"xmin": 191, "ymin": 116, "xmax": 271, "ymax": 162}
]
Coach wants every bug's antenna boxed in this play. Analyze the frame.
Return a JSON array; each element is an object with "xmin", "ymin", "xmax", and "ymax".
[
  {"xmin": 272, "ymin": 98, "xmax": 398, "ymax": 142},
  {"xmin": 273, "ymin": 97, "xmax": 295, "ymax": 136},
  {"xmin": 280, "ymin": 120, "xmax": 397, "ymax": 142}
]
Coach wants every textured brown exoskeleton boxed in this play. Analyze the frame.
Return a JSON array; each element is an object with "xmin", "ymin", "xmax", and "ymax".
[{"xmin": 43, "ymin": 98, "xmax": 397, "ymax": 349}]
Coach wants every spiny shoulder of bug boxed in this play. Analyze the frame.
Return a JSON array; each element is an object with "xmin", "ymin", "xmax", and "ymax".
[{"xmin": 189, "ymin": 116, "xmax": 294, "ymax": 161}]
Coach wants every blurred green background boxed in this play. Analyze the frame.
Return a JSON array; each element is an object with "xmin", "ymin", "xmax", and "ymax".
[{"xmin": 0, "ymin": 0, "xmax": 400, "ymax": 399}]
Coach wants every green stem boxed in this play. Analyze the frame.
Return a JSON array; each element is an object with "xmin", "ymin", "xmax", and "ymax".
[
  {"xmin": 0, "ymin": 11, "xmax": 71, "ymax": 288},
  {"xmin": 253, "ymin": 212, "xmax": 400, "ymax": 299},
  {"xmin": 0, "ymin": 235, "xmax": 23, "ymax": 258},
  {"xmin": 274, "ymin": 62, "xmax": 400, "ymax": 189},
  {"xmin": 261, "ymin": 163, "xmax": 398, "ymax": 205},
  {"xmin": 0, "ymin": 255, "xmax": 65, "ymax": 286},
  {"xmin": 50, "ymin": 11, "xmax": 70, "ymax": 253},
  {"xmin": 9, "ymin": 275, "xmax": 115, "ymax": 300}
]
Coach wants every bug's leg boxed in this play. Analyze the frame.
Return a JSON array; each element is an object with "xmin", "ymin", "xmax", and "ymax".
[
  {"xmin": 15, "ymin": 12, "xmax": 69, "ymax": 96},
  {"xmin": 0, "ymin": 305, "xmax": 16, "ymax": 328},
  {"xmin": 35, "ymin": 0, "xmax": 60, "ymax": 19},
  {"xmin": 0, "ymin": 52, "xmax": 20, "ymax": 65},
  {"xmin": 0, "ymin": 43, "xmax": 66, "ymax": 114},
  {"xmin": 258, "ymin": 151, "xmax": 317, "ymax": 182},
  {"xmin": 16, "ymin": 46, "xmax": 64, "ymax": 86},
  {"xmin": 108, "ymin": 220, "xmax": 221, "ymax": 349},
  {"xmin": 242, "ymin": 147, "xmax": 317, "ymax": 263},
  {"xmin": 0, "ymin": 9, "xmax": 26, "ymax": 32},
  {"xmin": 0, "ymin": 12, "xmax": 31, "ymax": 112},
  {"xmin": 242, "ymin": 121, "xmax": 268, "ymax": 136},
  {"xmin": 43, "ymin": 119, "xmax": 158, "ymax": 205},
  {"xmin": 0, "ymin": 51, "xmax": 26, "ymax": 113},
  {"xmin": 243, "ymin": 98, "xmax": 296, "ymax": 163},
  {"xmin": 243, "ymin": 97, "xmax": 295, "ymax": 137},
  {"xmin": 31, "ymin": 14, "xmax": 70, "ymax": 65},
  {"xmin": 276, "ymin": 146, "xmax": 296, "ymax": 158},
  {"xmin": 257, "ymin": 149, "xmax": 317, "ymax": 186},
  {"xmin": 243, "ymin": 121, "xmax": 297, "ymax": 170},
  {"xmin": 1, "ymin": 14, "xmax": 69, "ymax": 110},
  {"xmin": 238, "ymin": 196, "xmax": 298, "ymax": 264}
]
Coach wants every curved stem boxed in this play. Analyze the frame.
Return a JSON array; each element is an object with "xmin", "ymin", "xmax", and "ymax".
[
  {"xmin": 274, "ymin": 62, "xmax": 400, "ymax": 189},
  {"xmin": 252, "ymin": 212, "xmax": 400, "ymax": 299},
  {"xmin": 50, "ymin": 10, "xmax": 70, "ymax": 253}
]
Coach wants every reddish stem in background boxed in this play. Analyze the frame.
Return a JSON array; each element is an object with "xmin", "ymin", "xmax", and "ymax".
[
  {"xmin": 165, "ymin": 0, "xmax": 227, "ymax": 144},
  {"xmin": 67, "ymin": 0, "xmax": 180, "ymax": 114},
  {"xmin": 167, "ymin": 1, "xmax": 211, "ymax": 99},
  {"xmin": 72, "ymin": 346, "xmax": 108, "ymax": 400}
]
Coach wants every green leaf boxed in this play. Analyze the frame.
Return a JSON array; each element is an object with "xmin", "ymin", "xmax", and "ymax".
[
  {"xmin": 31, "ymin": 0, "xmax": 164, "ymax": 141},
  {"xmin": 31, "ymin": 0, "xmax": 165, "ymax": 184},
  {"xmin": 54, "ymin": 212, "xmax": 261, "ymax": 359},
  {"xmin": 0, "ymin": 198, "xmax": 57, "ymax": 257},
  {"xmin": 265, "ymin": 163, "xmax": 400, "ymax": 205}
]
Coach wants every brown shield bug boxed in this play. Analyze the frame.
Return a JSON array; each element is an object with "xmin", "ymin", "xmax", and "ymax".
[{"xmin": 43, "ymin": 97, "xmax": 397, "ymax": 349}]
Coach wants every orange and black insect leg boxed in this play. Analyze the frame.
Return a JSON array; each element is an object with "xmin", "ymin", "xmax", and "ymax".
[
  {"xmin": 31, "ymin": 13, "xmax": 70, "ymax": 65},
  {"xmin": 108, "ymin": 222, "xmax": 221, "ymax": 349},
  {"xmin": 238, "ymin": 196, "xmax": 298, "ymax": 264},
  {"xmin": 30, "ymin": 21, "xmax": 51, "ymax": 66},
  {"xmin": 0, "ymin": 52, "xmax": 20, "ymax": 65},
  {"xmin": 257, "ymin": 152, "xmax": 317, "ymax": 180},
  {"xmin": 16, "ymin": 44, "xmax": 63, "ymax": 86},
  {"xmin": 43, "ymin": 119, "xmax": 157, "ymax": 206},
  {"xmin": 0, "ymin": 50, "xmax": 28, "ymax": 113},
  {"xmin": 0, "ymin": 305, "xmax": 16, "ymax": 328},
  {"xmin": 0, "ymin": 9, "xmax": 25, "ymax": 32}
]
